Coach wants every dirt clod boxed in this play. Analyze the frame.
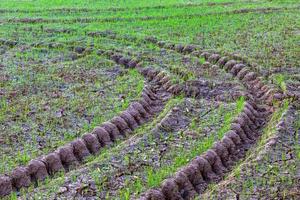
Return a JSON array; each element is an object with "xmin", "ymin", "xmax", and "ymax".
[
  {"xmin": 57, "ymin": 144, "xmax": 79, "ymax": 170},
  {"xmin": 180, "ymin": 163, "xmax": 207, "ymax": 194},
  {"xmin": 175, "ymin": 44, "xmax": 184, "ymax": 53},
  {"xmin": 42, "ymin": 152, "xmax": 64, "ymax": 175},
  {"xmin": 202, "ymin": 150, "xmax": 227, "ymax": 176},
  {"xmin": 11, "ymin": 167, "xmax": 31, "ymax": 190},
  {"xmin": 231, "ymin": 123, "xmax": 252, "ymax": 145},
  {"xmin": 74, "ymin": 46, "xmax": 85, "ymax": 54},
  {"xmin": 119, "ymin": 111, "xmax": 139, "ymax": 130},
  {"xmin": 91, "ymin": 127, "xmax": 113, "ymax": 146},
  {"xmin": 82, "ymin": 133, "xmax": 101, "ymax": 154},
  {"xmin": 193, "ymin": 156, "xmax": 219, "ymax": 182},
  {"xmin": 130, "ymin": 102, "xmax": 150, "ymax": 119},
  {"xmin": 212, "ymin": 142, "xmax": 233, "ymax": 168},
  {"xmin": 110, "ymin": 116, "xmax": 131, "ymax": 137},
  {"xmin": 183, "ymin": 45, "xmax": 196, "ymax": 53},
  {"xmin": 236, "ymin": 67, "xmax": 250, "ymax": 80},
  {"xmin": 71, "ymin": 139, "xmax": 91, "ymax": 161},
  {"xmin": 141, "ymin": 189, "xmax": 165, "ymax": 200},
  {"xmin": 224, "ymin": 60, "xmax": 237, "ymax": 72},
  {"xmin": 242, "ymin": 71, "xmax": 257, "ymax": 82},
  {"xmin": 101, "ymin": 122, "xmax": 122, "ymax": 141},
  {"xmin": 127, "ymin": 106, "xmax": 145, "ymax": 125},
  {"xmin": 200, "ymin": 52, "xmax": 211, "ymax": 59},
  {"xmin": 174, "ymin": 171, "xmax": 198, "ymax": 199},
  {"xmin": 27, "ymin": 159, "xmax": 49, "ymax": 182},
  {"xmin": 217, "ymin": 56, "xmax": 229, "ymax": 67},
  {"xmin": 208, "ymin": 54, "xmax": 221, "ymax": 63},
  {"xmin": 161, "ymin": 178, "xmax": 183, "ymax": 200},
  {"xmin": 0, "ymin": 176, "xmax": 12, "ymax": 197},
  {"xmin": 230, "ymin": 63, "xmax": 246, "ymax": 76}
]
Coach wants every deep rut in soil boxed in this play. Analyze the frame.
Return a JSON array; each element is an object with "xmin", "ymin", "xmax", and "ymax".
[
  {"xmin": 1, "ymin": 32, "xmax": 298, "ymax": 198},
  {"xmin": 136, "ymin": 42, "xmax": 295, "ymax": 199},
  {"xmin": 0, "ymin": 60, "xmax": 174, "ymax": 197},
  {"xmin": 201, "ymin": 104, "xmax": 299, "ymax": 199}
]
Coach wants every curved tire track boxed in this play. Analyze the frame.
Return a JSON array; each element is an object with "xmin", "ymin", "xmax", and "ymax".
[
  {"xmin": 0, "ymin": 54, "xmax": 177, "ymax": 197},
  {"xmin": 137, "ymin": 42, "xmax": 287, "ymax": 199}
]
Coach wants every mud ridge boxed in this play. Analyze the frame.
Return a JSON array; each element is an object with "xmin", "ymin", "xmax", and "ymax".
[
  {"xmin": 1, "ymin": 29, "xmax": 295, "ymax": 200},
  {"xmin": 137, "ymin": 84, "xmax": 277, "ymax": 199},
  {"xmin": 201, "ymin": 104, "xmax": 299, "ymax": 199},
  {"xmin": 180, "ymin": 80, "xmax": 246, "ymax": 102},
  {"xmin": 138, "ymin": 97, "xmax": 274, "ymax": 199},
  {"xmin": 144, "ymin": 38, "xmax": 287, "ymax": 105},
  {"xmin": 0, "ymin": 58, "xmax": 174, "ymax": 198},
  {"xmin": 100, "ymin": 50, "xmax": 246, "ymax": 103},
  {"xmin": 98, "ymin": 50, "xmax": 184, "ymax": 97},
  {"xmin": 53, "ymin": 101, "xmax": 194, "ymax": 199},
  {"xmin": 136, "ymin": 43, "xmax": 288, "ymax": 200},
  {"xmin": 88, "ymin": 33, "xmax": 296, "ymax": 103},
  {"xmin": 86, "ymin": 33, "xmax": 291, "ymax": 105}
]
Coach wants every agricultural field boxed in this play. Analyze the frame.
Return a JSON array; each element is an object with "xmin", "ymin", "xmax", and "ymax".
[{"xmin": 0, "ymin": 0, "xmax": 299, "ymax": 199}]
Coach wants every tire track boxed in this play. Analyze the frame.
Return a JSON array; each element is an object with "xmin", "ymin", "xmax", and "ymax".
[
  {"xmin": 1, "ymin": 30, "xmax": 295, "ymax": 199},
  {"xmin": 201, "ymin": 104, "xmax": 299, "ymax": 199},
  {"xmin": 0, "ymin": 55, "xmax": 176, "ymax": 197},
  {"xmin": 97, "ymin": 41, "xmax": 292, "ymax": 200},
  {"xmin": 100, "ymin": 50, "xmax": 246, "ymax": 103},
  {"xmin": 137, "ymin": 43, "xmax": 288, "ymax": 199},
  {"xmin": 138, "ymin": 99, "xmax": 277, "ymax": 199}
]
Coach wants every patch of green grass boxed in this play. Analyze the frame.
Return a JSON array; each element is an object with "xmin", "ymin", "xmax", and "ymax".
[
  {"xmin": 199, "ymin": 57, "xmax": 206, "ymax": 64},
  {"xmin": 273, "ymin": 74, "xmax": 287, "ymax": 91}
]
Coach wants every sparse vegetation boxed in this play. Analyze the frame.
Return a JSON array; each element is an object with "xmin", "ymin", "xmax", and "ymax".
[{"xmin": 0, "ymin": 0, "xmax": 299, "ymax": 199}]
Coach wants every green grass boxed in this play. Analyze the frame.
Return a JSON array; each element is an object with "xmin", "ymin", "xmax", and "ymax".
[
  {"xmin": 0, "ymin": 0, "xmax": 299, "ymax": 198},
  {"xmin": 15, "ymin": 95, "xmax": 184, "ymax": 199},
  {"xmin": 272, "ymin": 74, "xmax": 287, "ymax": 91},
  {"xmin": 4, "ymin": 0, "xmax": 296, "ymax": 10}
]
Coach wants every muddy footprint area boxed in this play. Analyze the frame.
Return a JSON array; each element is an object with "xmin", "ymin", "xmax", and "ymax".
[
  {"xmin": 202, "ymin": 105, "xmax": 300, "ymax": 200},
  {"xmin": 25, "ymin": 98, "xmax": 236, "ymax": 199}
]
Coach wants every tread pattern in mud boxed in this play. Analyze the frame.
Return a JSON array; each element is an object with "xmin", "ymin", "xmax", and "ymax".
[
  {"xmin": 0, "ymin": 56, "xmax": 178, "ymax": 197},
  {"xmin": 1, "ymin": 7, "xmax": 299, "ymax": 24},
  {"xmin": 202, "ymin": 105, "xmax": 299, "ymax": 199},
  {"xmin": 1, "ymin": 29, "xmax": 298, "ymax": 198},
  {"xmin": 139, "ymin": 100, "xmax": 272, "ymax": 199},
  {"xmin": 137, "ymin": 40, "xmax": 292, "ymax": 199}
]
